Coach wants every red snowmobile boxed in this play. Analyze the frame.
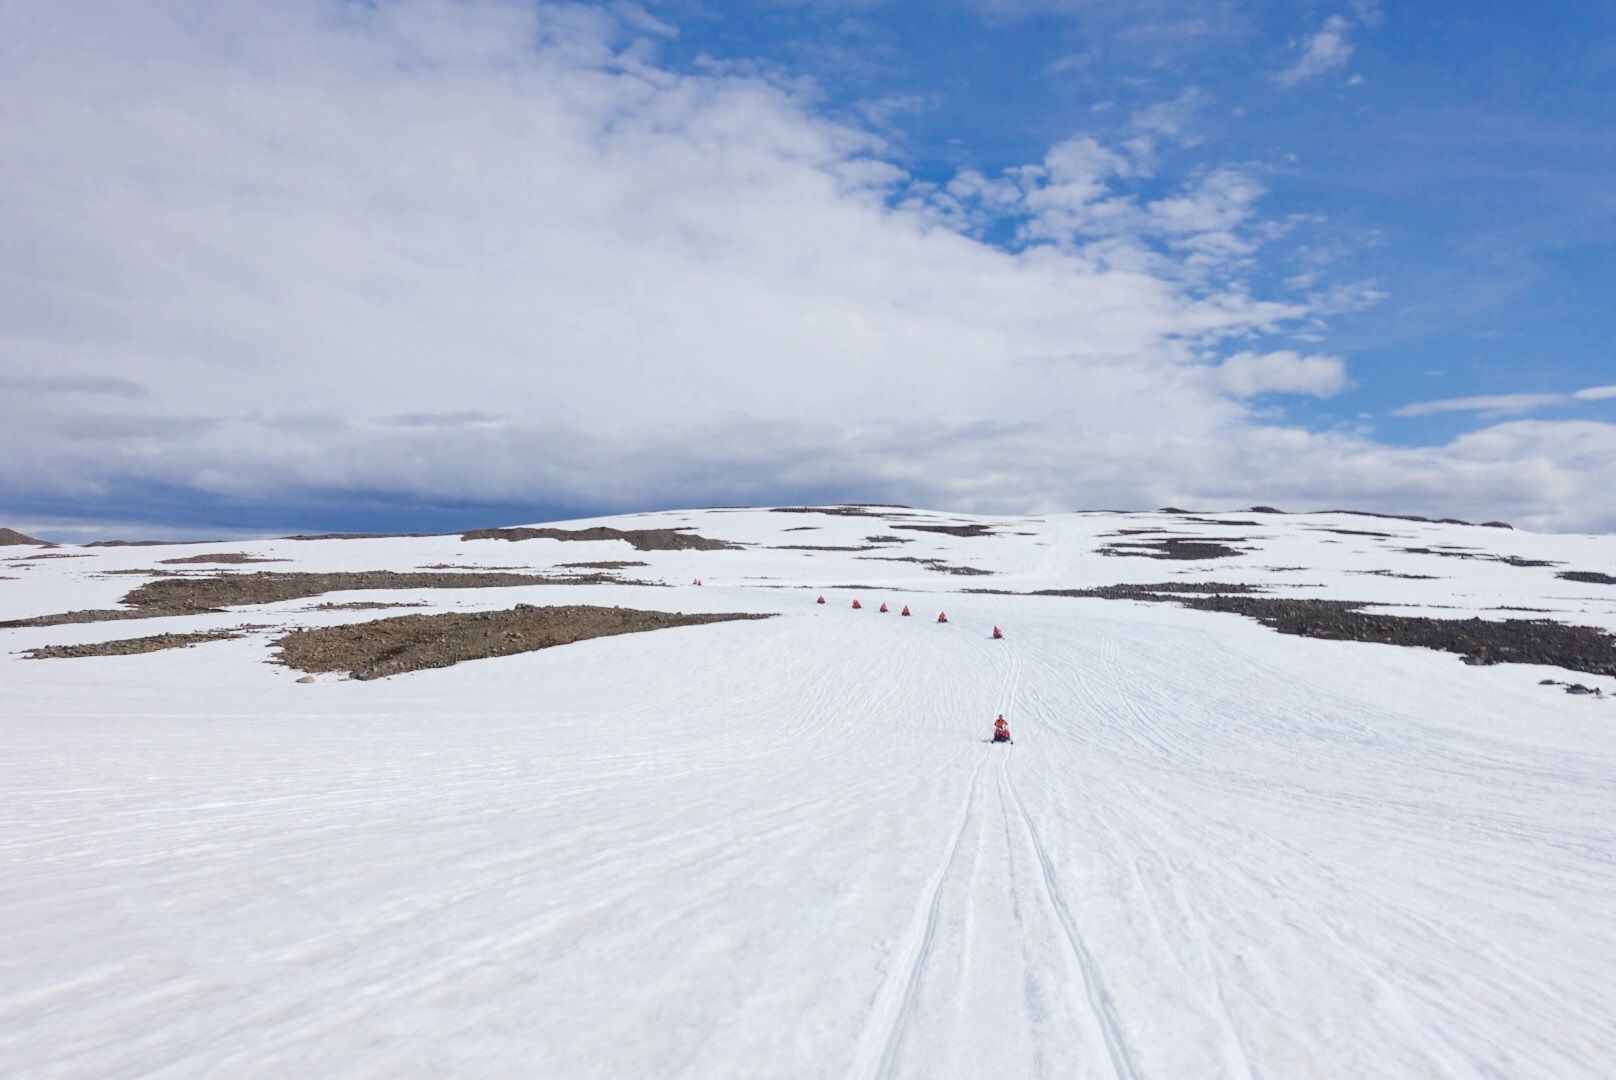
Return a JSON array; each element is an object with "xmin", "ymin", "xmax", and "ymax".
[{"xmin": 992, "ymin": 715, "xmax": 1013, "ymax": 744}]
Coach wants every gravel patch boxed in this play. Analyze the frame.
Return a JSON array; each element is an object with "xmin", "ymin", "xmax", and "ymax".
[
  {"xmin": 462, "ymin": 526, "xmax": 739, "ymax": 551},
  {"xmin": 273, "ymin": 604, "xmax": 772, "ymax": 680}
]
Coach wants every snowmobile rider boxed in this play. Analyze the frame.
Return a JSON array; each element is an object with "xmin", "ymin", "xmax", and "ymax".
[{"xmin": 993, "ymin": 715, "xmax": 1012, "ymax": 743}]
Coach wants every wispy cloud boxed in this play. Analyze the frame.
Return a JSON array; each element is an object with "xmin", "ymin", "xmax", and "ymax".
[
  {"xmin": 1394, "ymin": 385, "xmax": 1616, "ymax": 418},
  {"xmin": 1275, "ymin": 13, "xmax": 1360, "ymax": 87}
]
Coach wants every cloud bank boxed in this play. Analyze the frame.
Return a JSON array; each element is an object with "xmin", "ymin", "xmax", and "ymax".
[{"xmin": 0, "ymin": 1, "xmax": 1612, "ymax": 532}]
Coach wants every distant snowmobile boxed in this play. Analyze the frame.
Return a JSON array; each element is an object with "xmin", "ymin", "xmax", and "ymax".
[{"xmin": 992, "ymin": 714, "xmax": 1013, "ymax": 744}]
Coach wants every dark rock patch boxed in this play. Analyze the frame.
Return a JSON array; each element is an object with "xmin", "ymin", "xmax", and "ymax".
[
  {"xmin": 24, "ymin": 625, "xmax": 268, "ymax": 660},
  {"xmin": 307, "ymin": 601, "xmax": 429, "ymax": 612},
  {"xmin": 1175, "ymin": 517, "xmax": 1263, "ymax": 527},
  {"xmin": 462, "ymin": 526, "xmax": 738, "ymax": 551},
  {"xmin": 783, "ymin": 526, "xmax": 820, "ymax": 532},
  {"xmin": 557, "ymin": 560, "xmax": 650, "ymax": 570},
  {"xmin": 10, "ymin": 552, "xmax": 92, "ymax": 561},
  {"xmin": 285, "ymin": 531, "xmax": 446, "ymax": 541},
  {"xmin": 0, "ymin": 528, "xmax": 49, "ymax": 546},
  {"xmin": 1349, "ymin": 569, "xmax": 1441, "ymax": 580},
  {"xmin": 0, "ymin": 570, "xmax": 623, "ymax": 630},
  {"xmin": 858, "ymin": 556, "xmax": 993, "ymax": 576},
  {"xmin": 890, "ymin": 523, "xmax": 995, "ymax": 538},
  {"xmin": 770, "ymin": 506, "xmax": 883, "ymax": 518},
  {"xmin": 1558, "ymin": 571, "xmax": 1616, "ymax": 586},
  {"xmin": 772, "ymin": 544, "xmax": 879, "ymax": 552},
  {"xmin": 273, "ymin": 604, "xmax": 772, "ymax": 680},
  {"xmin": 419, "ymin": 563, "xmax": 533, "ymax": 571},
  {"xmin": 1098, "ymin": 538, "xmax": 1247, "ymax": 561},
  {"xmin": 1311, "ymin": 528, "xmax": 1396, "ymax": 539},
  {"xmin": 1249, "ymin": 506, "xmax": 1287, "ymax": 514},
  {"xmin": 987, "ymin": 585, "xmax": 1616, "ymax": 678},
  {"xmin": 1171, "ymin": 597, "xmax": 1616, "ymax": 678},
  {"xmin": 864, "ymin": 535, "xmax": 913, "ymax": 544},
  {"xmin": 159, "ymin": 552, "xmax": 289, "ymax": 565},
  {"xmin": 1401, "ymin": 547, "xmax": 1558, "ymax": 568},
  {"xmin": 84, "ymin": 538, "xmax": 226, "ymax": 547},
  {"xmin": 1539, "ymin": 679, "xmax": 1606, "ymax": 697}
]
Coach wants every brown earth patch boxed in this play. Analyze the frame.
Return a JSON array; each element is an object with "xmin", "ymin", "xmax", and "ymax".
[
  {"xmin": 557, "ymin": 560, "xmax": 650, "ymax": 569},
  {"xmin": 84, "ymin": 538, "xmax": 226, "ymax": 547},
  {"xmin": 419, "ymin": 563, "xmax": 533, "ymax": 571},
  {"xmin": 462, "ymin": 526, "xmax": 738, "ymax": 551},
  {"xmin": 889, "ymin": 523, "xmax": 994, "ymax": 538},
  {"xmin": 159, "ymin": 552, "xmax": 289, "ymax": 565},
  {"xmin": 273, "ymin": 603, "xmax": 772, "ymax": 680},
  {"xmin": 0, "ymin": 570, "xmax": 624, "ymax": 630},
  {"xmin": 10, "ymin": 552, "xmax": 92, "ymax": 561},
  {"xmin": 307, "ymin": 601, "xmax": 430, "ymax": 612},
  {"xmin": 23, "ymin": 625, "xmax": 269, "ymax": 660},
  {"xmin": 0, "ymin": 528, "xmax": 49, "ymax": 546}
]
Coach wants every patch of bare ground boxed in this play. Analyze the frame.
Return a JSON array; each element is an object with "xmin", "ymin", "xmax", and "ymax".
[
  {"xmin": 159, "ymin": 552, "xmax": 289, "ymax": 565},
  {"xmin": 1401, "ymin": 547, "xmax": 1558, "ymax": 568},
  {"xmin": 462, "ymin": 526, "xmax": 739, "ymax": 551},
  {"xmin": 0, "ymin": 528, "xmax": 50, "ymax": 546},
  {"xmin": 1349, "ymin": 569, "xmax": 1441, "ymax": 580},
  {"xmin": 557, "ymin": 560, "xmax": 649, "ymax": 570},
  {"xmin": 1098, "ymin": 538, "xmax": 1249, "ymax": 560},
  {"xmin": 772, "ymin": 544, "xmax": 878, "ymax": 552},
  {"xmin": 1310, "ymin": 527, "xmax": 1396, "ymax": 538},
  {"xmin": 1558, "ymin": 571, "xmax": 1616, "ymax": 586},
  {"xmin": 0, "ymin": 570, "xmax": 624, "ymax": 629},
  {"xmin": 274, "ymin": 604, "xmax": 772, "ymax": 680},
  {"xmin": 284, "ymin": 531, "xmax": 446, "ymax": 541},
  {"xmin": 998, "ymin": 583, "xmax": 1616, "ymax": 678},
  {"xmin": 782, "ymin": 526, "xmax": 820, "ymax": 532},
  {"xmin": 419, "ymin": 563, "xmax": 533, "ymax": 571},
  {"xmin": 864, "ymin": 535, "xmax": 913, "ymax": 544},
  {"xmin": 306, "ymin": 601, "xmax": 429, "ymax": 611},
  {"xmin": 23, "ymin": 625, "xmax": 269, "ymax": 660},
  {"xmin": 858, "ymin": 556, "xmax": 993, "ymax": 576},
  {"xmin": 889, "ymin": 523, "xmax": 995, "ymax": 538},
  {"xmin": 84, "ymin": 538, "xmax": 226, "ymax": 547},
  {"xmin": 770, "ymin": 506, "xmax": 884, "ymax": 517},
  {"xmin": 9, "ymin": 552, "xmax": 92, "ymax": 561}
]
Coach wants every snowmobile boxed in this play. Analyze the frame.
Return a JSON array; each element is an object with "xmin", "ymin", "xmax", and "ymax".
[{"xmin": 992, "ymin": 714, "xmax": 1013, "ymax": 744}]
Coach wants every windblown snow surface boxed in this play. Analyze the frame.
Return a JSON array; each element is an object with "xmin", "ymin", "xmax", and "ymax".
[{"xmin": 4, "ymin": 506, "xmax": 1615, "ymax": 1078}]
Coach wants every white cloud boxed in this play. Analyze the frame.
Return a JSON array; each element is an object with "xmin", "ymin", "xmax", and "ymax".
[
  {"xmin": 1276, "ymin": 15, "xmax": 1357, "ymax": 86},
  {"xmin": 0, "ymin": 1, "xmax": 1613, "ymax": 533},
  {"xmin": 1216, "ymin": 352, "xmax": 1348, "ymax": 398},
  {"xmin": 1395, "ymin": 385, "xmax": 1616, "ymax": 418}
]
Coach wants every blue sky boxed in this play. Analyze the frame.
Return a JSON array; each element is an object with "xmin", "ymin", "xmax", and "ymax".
[
  {"xmin": 1, "ymin": 1, "xmax": 1613, "ymax": 538},
  {"xmin": 652, "ymin": 0, "xmax": 1616, "ymax": 439}
]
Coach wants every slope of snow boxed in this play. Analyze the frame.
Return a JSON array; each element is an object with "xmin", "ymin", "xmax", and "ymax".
[{"xmin": 3, "ymin": 507, "xmax": 1614, "ymax": 1077}]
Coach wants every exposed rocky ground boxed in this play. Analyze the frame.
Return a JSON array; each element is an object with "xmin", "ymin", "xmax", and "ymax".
[
  {"xmin": 0, "ymin": 570, "xmax": 632, "ymax": 628},
  {"xmin": 889, "ymin": 523, "xmax": 995, "ymax": 538},
  {"xmin": 858, "ymin": 556, "xmax": 992, "ymax": 576},
  {"xmin": 461, "ymin": 526, "xmax": 739, "ymax": 551},
  {"xmin": 1558, "ymin": 571, "xmax": 1616, "ymax": 586},
  {"xmin": 274, "ymin": 604, "xmax": 771, "ymax": 680},
  {"xmin": 1097, "ymin": 538, "xmax": 1249, "ymax": 560},
  {"xmin": 0, "ymin": 528, "xmax": 48, "ymax": 546},
  {"xmin": 158, "ymin": 552, "xmax": 289, "ymax": 565},
  {"xmin": 23, "ymin": 626, "xmax": 268, "ymax": 660}
]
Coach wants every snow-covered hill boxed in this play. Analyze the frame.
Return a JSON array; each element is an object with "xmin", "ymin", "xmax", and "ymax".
[{"xmin": 4, "ymin": 505, "xmax": 1615, "ymax": 1077}]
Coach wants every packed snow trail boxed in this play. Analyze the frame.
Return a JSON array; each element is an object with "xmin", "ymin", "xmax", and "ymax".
[{"xmin": 4, "ymin": 507, "xmax": 1616, "ymax": 1076}]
